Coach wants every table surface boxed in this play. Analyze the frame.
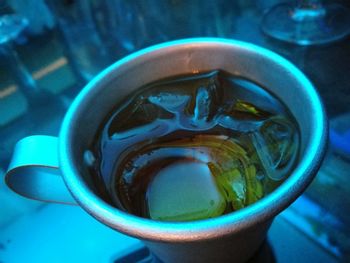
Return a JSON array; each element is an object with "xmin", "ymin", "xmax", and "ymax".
[{"xmin": 1, "ymin": 1, "xmax": 350, "ymax": 262}]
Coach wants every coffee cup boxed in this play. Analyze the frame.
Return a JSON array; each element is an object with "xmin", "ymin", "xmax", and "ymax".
[{"xmin": 5, "ymin": 38, "xmax": 327, "ymax": 263}]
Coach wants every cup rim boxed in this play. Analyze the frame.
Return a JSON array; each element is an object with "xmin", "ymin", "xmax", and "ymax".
[{"xmin": 59, "ymin": 38, "xmax": 328, "ymax": 242}]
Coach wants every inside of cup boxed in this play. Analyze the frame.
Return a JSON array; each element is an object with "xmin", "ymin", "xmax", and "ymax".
[{"xmin": 63, "ymin": 39, "xmax": 324, "ymax": 219}]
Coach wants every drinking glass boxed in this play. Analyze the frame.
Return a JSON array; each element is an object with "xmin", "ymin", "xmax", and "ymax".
[
  {"xmin": 261, "ymin": 0, "xmax": 350, "ymax": 45},
  {"xmin": 0, "ymin": 14, "xmax": 38, "ymax": 100},
  {"xmin": 46, "ymin": 0, "xmax": 114, "ymax": 82}
]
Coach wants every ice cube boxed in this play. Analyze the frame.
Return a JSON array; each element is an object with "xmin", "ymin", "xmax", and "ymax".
[
  {"xmin": 193, "ymin": 86, "xmax": 211, "ymax": 121},
  {"xmin": 111, "ymin": 119, "xmax": 170, "ymax": 140},
  {"xmin": 190, "ymin": 81, "xmax": 222, "ymax": 129},
  {"xmin": 218, "ymin": 115, "xmax": 263, "ymax": 133},
  {"xmin": 179, "ymin": 71, "xmax": 222, "ymax": 126},
  {"xmin": 108, "ymin": 99, "xmax": 173, "ymax": 137},
  {"xmin": 250, "ymin": 116, "xmax": 299, "ymax": 180},
  {"xmin": 223, "ymin": 77, "xmax": 287, "ymax": 116},
  {"xmin": 146, "ymin": 161, "xmax": 226, "ymax": 221},
  {"xmin": 148, "ymin": 93, "xmax": 190, "ymax": 113}
]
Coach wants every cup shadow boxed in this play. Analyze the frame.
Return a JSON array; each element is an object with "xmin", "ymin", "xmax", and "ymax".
[{"xmin": 113, "ymin": 239, "xmax": 276, "ymax": 263}]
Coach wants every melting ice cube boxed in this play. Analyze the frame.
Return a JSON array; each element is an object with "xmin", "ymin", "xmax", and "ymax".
[
  {"xmin": 250, "ymin": 116, "xmax": 299, "ymax": 181},
  {"xmin": 146, "ymin": 161, "xmax": 226, "ymax": 221},
  {"xmin": 148, "ymin": 93, "xmax": 190, "ymax": 113}
]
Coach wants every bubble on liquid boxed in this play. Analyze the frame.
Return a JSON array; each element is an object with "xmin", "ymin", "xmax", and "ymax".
[{"xmin": 84, "ymin": 150, "xmax": 96, "ymax": 167}]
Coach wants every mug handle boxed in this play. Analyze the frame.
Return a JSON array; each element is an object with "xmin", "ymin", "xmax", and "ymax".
[{"xmin": 5, "ymin": 135, "xmax": 77, "ymax": 205}]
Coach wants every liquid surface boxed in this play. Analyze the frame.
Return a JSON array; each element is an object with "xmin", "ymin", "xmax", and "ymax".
[{"xmin": 87, "ymin": 70, "xmax": 300, "ymax": 222}]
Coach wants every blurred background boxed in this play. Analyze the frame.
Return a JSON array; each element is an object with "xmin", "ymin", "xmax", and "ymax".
[{"xmin": 0, "ymin": 0, "xmax": 350, "ymax": 262}]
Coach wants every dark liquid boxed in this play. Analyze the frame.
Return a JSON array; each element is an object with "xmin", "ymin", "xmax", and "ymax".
[{"xmin": 87, "ymin": 70, "xmax": 300, "ymax": 222}]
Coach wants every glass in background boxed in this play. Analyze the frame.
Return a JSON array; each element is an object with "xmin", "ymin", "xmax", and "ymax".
[
  {"xmin": 89, "ymin": 0, "xmax": 157, "ymax": 57},
  {"xmin": 0, "ymin": 12, "xmax": 58, "ymax": 106},
  {"xmin": 91, "ymin": 0, "xmax": 240, "ymax": 57},
  {"xmin": 261, "ymin": 0, "xmax": 350, "ymax": 45},
  {"xmin": 46, "ymin": 0, "xmax": 114, "ymax": 82},
  {"xmin": 0, "ymin": 15, "xmax": 36, "ymax": 99}
]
